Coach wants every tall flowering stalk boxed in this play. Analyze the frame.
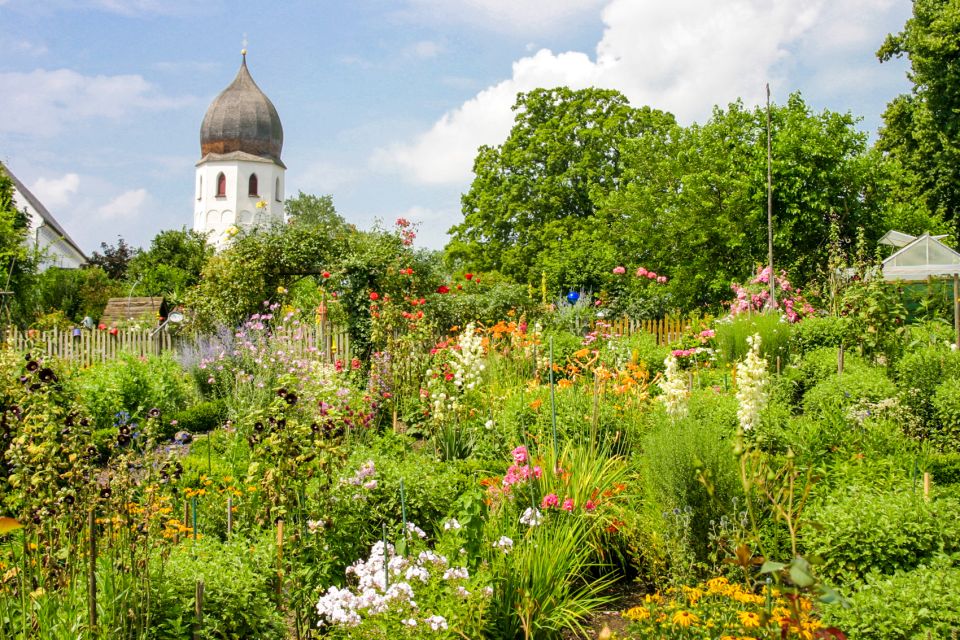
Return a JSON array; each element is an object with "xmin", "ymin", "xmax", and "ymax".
[
  {"xmin": 735, "ymin": 334, "xmax": 768, "ymax": 432},
  {"xmin": 659, "ymin": 355, "xmax": 688, "ymax": 419}
]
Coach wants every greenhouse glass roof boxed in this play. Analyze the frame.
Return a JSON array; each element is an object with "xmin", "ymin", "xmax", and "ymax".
[{"xmin": 882, "ymin": 233, "xmax": 960, "ymax": 282}]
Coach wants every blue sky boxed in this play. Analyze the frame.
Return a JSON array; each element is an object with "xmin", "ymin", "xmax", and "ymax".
[{"xmin": 0, "ymin": 0, "xmax": 912, "ymax": 254}]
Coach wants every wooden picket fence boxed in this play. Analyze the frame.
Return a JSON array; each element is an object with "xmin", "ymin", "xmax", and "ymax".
[
  {"xmin": 599, "ymin": 316, "xmax": 689, "ymax": 345},
  {"xmin": 1, "ymin": 323, "xmax": 353, "ymax": 367}
]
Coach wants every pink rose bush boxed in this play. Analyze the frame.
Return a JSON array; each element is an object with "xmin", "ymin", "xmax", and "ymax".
[{"xmin": 729, "ymin": 266, "xmax": 815, "ymax": 322}]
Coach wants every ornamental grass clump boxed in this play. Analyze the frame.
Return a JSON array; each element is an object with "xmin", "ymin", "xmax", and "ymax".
[{"xmin": 736, "ymin": 334, "xmax": 768, "ymax": 432}]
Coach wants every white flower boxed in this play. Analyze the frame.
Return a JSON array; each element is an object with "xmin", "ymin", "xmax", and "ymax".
[
  {"xmin": 659, "ymin": 355, "xmax": 688, "ymax": 418},
  {"xmin": 402, "ymin": 618, "xmax": 417, "ymax": 627},
  {"xmin": 519, "ymin": 507, "xmax": 543, "ymax": 527},
  {"xmin": 442, "ymin": 566, "xmax": 469, "ymax": 580},
  {"xmin": 736, "ymin": 334, "xmax": 769, "ymax": 432},
  {"xmin": 443, "ymin": 518, "xmax": 462, "ymax": 530},
  {"xmin": 456, "ymin": 586, "xmax": 471, "ymax": 598},
  {"xmin": 493, "ymin": 536, "xmax": 514, "ymax": 554},
  {"xmin": 425, "ymin": 615, "xmax": 448, "ymax": 631},
  {"xmin": 405, "ymin": 522, "xmax": 427, "ymax": 539}
]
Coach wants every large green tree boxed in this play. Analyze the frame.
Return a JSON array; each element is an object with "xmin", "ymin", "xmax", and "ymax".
[
  {"xmin": 877, "ymin": 0, "xmax": 960, "ymax": 238},
  {"xmin": 447, "ymin": 87, "xmax": 675, "ymax": 289},
  {"xmin": 125, "ymin": 228, "xmax": 213, "ymax": 300},
  {"xmin": 600, "ymin": 94, "xmax": 912, "ymax": 310}
]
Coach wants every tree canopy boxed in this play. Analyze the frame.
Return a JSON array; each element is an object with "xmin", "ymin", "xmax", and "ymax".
[{"xmin": 877, "ymin": 0, "xmax": 960, "ymax": 239}]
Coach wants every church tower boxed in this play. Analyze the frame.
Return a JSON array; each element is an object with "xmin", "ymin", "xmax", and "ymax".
[{"xmin": 194, "ymin": 50, "xmax": 285, "ymax": 246}]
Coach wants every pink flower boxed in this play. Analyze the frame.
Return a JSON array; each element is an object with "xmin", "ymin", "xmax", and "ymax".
[
  {"xmin": 561, "ymin": 497, "xmax": 574, "ymax": 512},
  {"xmin": 512, "ymin": 445, "xmax": 528, "ymax": 465},
  {"xmin": 636, "ymin": 267, "xmax": 648, "ymax": 277},
  {"xmin": 646, "ymin": 271, "xmax": 657, "ymax": 280},
  {"xmin": 532, "ymin": 466, "xmax": 543, "ymax": 479},
  {"xmin": 584, "ymin": 500, "xmax": 596, "ymax": 512},
  {"xmin": 612, "ymin": 266, "xmax": 626, "ymax": 275},
  {"xmin": 699, "ymin": 329, "xmax": 715, "ymax": 339},
  {"xmin": 657, "ymin": 276, "xmax": 668, "ymax": 284},
  {"xmin": 541, "ymin": 493, "xmax": 559, "ymax": 509}
]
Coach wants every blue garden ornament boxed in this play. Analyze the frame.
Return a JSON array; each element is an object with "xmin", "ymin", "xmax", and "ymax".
[{"xmin": 566, "ymin": 291, "xmax": 580, "ymax": 305}]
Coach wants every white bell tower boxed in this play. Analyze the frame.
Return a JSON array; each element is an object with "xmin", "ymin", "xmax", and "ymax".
[{"xmin": 194, "ymin": 49, "xmax": 285, "ymax": 247}]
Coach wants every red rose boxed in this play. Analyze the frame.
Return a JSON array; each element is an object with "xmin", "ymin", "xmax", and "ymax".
[
  {"xmin": 322, "ymin": 271, "xmax": 331, "ymax": 279},
  {"xmin": 437, "ymin": 285, "xmax": 450, "ymax": 294},
  {"xmin": 369, "ymin": 292, "xmax": 380, "ymax": 301},
  {"xmin": 464, "ymin": 273, "xmax": 473, "ymax": 280}
]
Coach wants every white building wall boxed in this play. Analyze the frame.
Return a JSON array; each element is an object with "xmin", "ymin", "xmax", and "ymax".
[
  {"xmin": 15, "ymin": 189, "xmax": 86, "ymax": 270},
  {"xmin": 194, "ymin": 159, "xmax": 285, "ymax": 248}
]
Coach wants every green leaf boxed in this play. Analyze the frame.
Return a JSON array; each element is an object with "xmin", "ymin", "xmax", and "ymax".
[
  {"xmin": 789, "ymin": 556, "xmax": 816, "ymax": 588},
  {"xmin": 760, "ymin": 560, "xmax": 787, "ymax": 574}
]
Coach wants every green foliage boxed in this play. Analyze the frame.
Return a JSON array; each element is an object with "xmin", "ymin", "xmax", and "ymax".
[
  {"xmin": 840, "ymin": 276, "xmax": 909, "ymax": 363},
  {"xmin": 823, "ymin": 557, "xmax": 960, "ymax": 640},
  {"xmin": 927, "ymin": 451, "xmax": 960, "ymax": 485},
  {"xmin": 87, "ymin": 237, "xmax": 138, "ymax": 281},
  {"xmin": 639, "ymin": 392, "xmax": 743, "ymax": 564},
  {"xmin": 932, "ymin": 379, "xmax": 960, "ymax": 451},
  {"xmin": 714, "ymin": 311, "xmax": 792, "ymax": 367},
  {"xmin": 285, "ymin": 191, "xmax": 347, "ymax": 232},
  {"xmin": 126, "ymin": 229, "xmax": 213, "ymax": 301},
  {"xmin": 448, "ymin": 87, "xmax": 675, "ymax": 290},
  {"xmin": 878, "ymin": 0, "xmax": 960, "ymax": 239},
  {"xmin": 804, "ymin": 490, "xmax": 960, "ymax": 585},
  {"xmin": 801, "ymin": 367, "xmax": 896, "ymax": 420},
  {"xmin": 894, "ymin": 343, "xmax": 960, "ymax": 440},
  {"xmin": 32, "ymin": 266, "xmax": 122, "ymax": 324},
  {"xmin": 70, "ymin": 353, "xmax": 196, "ymax": 431},
  {"xmin": 790, "ymin": 315, "xmax": 854, "ymax": 355},
  {"xmin": 149, "ymin": 535, "xmax": 285, "ymax": 640},
  {"xmin": 0, "ymin": 165, "xmax": 38, "ymax": 327},
  {"xmin": 165, "ymin": 399, "xmax": 226, "ymax": 440}
]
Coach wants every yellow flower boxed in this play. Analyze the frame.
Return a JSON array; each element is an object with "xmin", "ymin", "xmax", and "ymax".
[
  {"xmin": 256, "ymin": 200, "xmax": 268, "ymax": 209},
  {"xmin": 671, "ymin": 610, "xmax": 699, "ymax": 627},
  {"xmin": 738, "ymin": 611, "xmax": 761, "ymax": 628},
  {"xmin": 706, "ymin": 576, "xmax": 730, "ymax": 594},
  {"xmin": 623, "ymin": 606, "xmax": 650, "ymax": 621}
]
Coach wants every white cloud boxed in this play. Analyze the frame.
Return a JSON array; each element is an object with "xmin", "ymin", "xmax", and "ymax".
[
  {"xmin": 31, "ymin": 173, "xmax": 80, "ymax": 209},
  {"xmin": 405, "ymin": 0, "xmax": 607, "ymax": 34},
  {"xmin": 406, "ymin": 40, "xmax": 444, "ymax": 60},
  {"xmin": 97, "ymin": 188, "xmax": 148, "ymax": 220},
  {"xmin": 0, "ymin": 68, "xmax": 190, "ymax": 136},
  {"xmin": 399, "ymin": 204, "xmax": 458, "ymax": 248},
  {"xmin": 376, "ymin": 0, "xmax": 906, "ymax": 186}
]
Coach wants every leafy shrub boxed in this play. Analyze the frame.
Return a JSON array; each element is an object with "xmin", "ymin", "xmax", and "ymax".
[
  {"xmin": 71, "ymin": 353, "xmax": 196, "ymax": 431},
  {"xmin": 927, "ymin": 451, "xmax": 960, "ymax": 485},
  {"xmin": 821, "ymin": 557, "xmax": 960, "ymax": 640},
  {"xmin": 801, "ymin": 368, "xmax": 896, "ymax": 420},
  {"xmin": 790, "ymin": 314, "xmax": 853, "ymax": 355},
  {"xmin": 149, "ymin": 534, "xmax": 285, "ymax": 639},
  {"xmin": 895, "ymin": 343, "xmax": 960, "ymax": 438},
  {"xmin": 620, "ymin": 330, "xmax": 669, "ymax": 377},
  {"xmin": 164, "ymin": 399, "xmax": 226, "ymax": 440},
  {"xmin": 803, "ymin": 490, "xmax": 960, "ymax": 585},
  {"xmin": 932, "ymin": 380, "xmax": 960, "ymax": 451},
  {"xmin": 780, "ymin": 346, "xmax": 870, "ymax": 408}
]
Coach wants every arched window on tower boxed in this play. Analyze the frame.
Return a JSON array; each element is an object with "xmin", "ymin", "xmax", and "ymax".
[
  {"xmin": 216, "ymin": 172, "xmax": 226, "ymax": 197},
  {"xmin": 275, "ymin": 177, "xmax": 281, "ymax": 202},
  {"xmin": 248, "ymin": 173, "xmax": 258, "ymax": 197}
]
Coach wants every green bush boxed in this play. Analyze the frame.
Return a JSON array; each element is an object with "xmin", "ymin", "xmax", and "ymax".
[
  {"xmin": 70, "ymin": 352, "xmax": 196, "ymax": 431},
  {"xmin": 932, "ymin": 380, "xmax": 960, "ymax": 451},
  {"xmin": 803, "ymin": 490, "xmax": 960, "ymax": 585},
  {"xmin": 895, "ymin": 344, "xmax": 960, "ymax": 438},
  {"xmin": 790, "ymin": 315, "xmax": 853, "ymax": 355},
  {"xmin": 802, "ymin": 368, "xmax": 896, "ymax": 420},
  {"xmin": 781, "ymin": 346, "xmax": 871, "ymax": 408},
  {"xmin": 927, "ymin": 451, "xmax": 960, "ymax": 485},
  {"xmin": 822, "ymin": 558, "xmax": 960, "ymax": 640},
  {"xmin": 165, "ymin": 399, "xmax": 227, "ymax": 440},
  {"xmin": 149, "ymin": 534, "xmax": 284, "ymax": 640}
]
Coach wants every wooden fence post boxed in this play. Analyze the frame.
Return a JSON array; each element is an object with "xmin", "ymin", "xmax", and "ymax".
[{"xmin": 193, "ymin": 580, "xmax": 205, "ymax": 640}]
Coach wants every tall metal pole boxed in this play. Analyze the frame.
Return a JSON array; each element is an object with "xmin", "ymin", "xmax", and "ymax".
[{"xmin": 766, "ymin": 83, "xmax": 776, "ymax": 309}]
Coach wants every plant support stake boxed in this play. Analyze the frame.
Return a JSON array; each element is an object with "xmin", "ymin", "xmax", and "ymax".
[
  {"xmin": 88, "ymin": 509, "xmax": 97, "ymax": 632},
  {"xmin": 549, "ymin": 336, "xmax": 557, "ymax": 453}
]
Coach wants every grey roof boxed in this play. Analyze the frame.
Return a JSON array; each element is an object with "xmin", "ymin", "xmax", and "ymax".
[
  {"xmin": 200, "ymin": 55, "xmax": 283, "ymax": 164},
  {"xmin": 1, "ymin": 162, "xmax": 88, "ymax": 262}
]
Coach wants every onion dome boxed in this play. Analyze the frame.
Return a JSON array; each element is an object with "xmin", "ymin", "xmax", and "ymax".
[{"xmin": 200, "ymin": 53, "xmax": 283, "ymax": 163}]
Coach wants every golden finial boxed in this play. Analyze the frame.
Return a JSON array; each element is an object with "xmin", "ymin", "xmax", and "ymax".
[{"xmin": 241, "ymin": 33, "xmax": 248, "ymax": 60}]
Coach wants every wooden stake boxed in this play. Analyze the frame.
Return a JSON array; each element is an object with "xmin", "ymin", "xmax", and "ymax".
[
  {"xmin": 193, "ymin": 580, "xmax": 205, "ymax": 640},
  {"xmin": 88, "ymin": 510, "xmax": 97, "ymax": 632},
  {"xmin": 838, "ymin": 343, "xmax": 845, "ymax": 375},
  {"xmin": 923, "ymin": 472, "xmax": 931, "ymax": 502},
  {"xmin": 776, "ymin": 356, "xmax": 781, "ymax": 375},
  {"xmin": 277, "ymin": 520, "xmax": 284, "ymax": 595},
  {"xmin": 226, "ymin": 495, "xmax": 233, "ymax": 537}
]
